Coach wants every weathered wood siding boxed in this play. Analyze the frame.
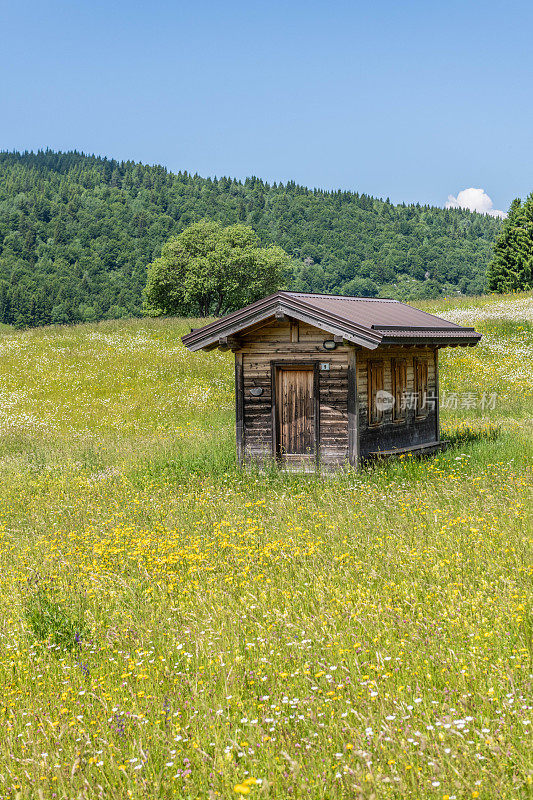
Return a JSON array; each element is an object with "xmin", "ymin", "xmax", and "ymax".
[
  {"xmin": 357, "ymin": 347, "xmax": 438, "ymax": 456},
  {"xmin": 239, "ymin": 319, "xmax": 351, "ymax": 466},
  {"xmin": 237, "ymin": 322, "xmax": 439, "ymax": 466}
]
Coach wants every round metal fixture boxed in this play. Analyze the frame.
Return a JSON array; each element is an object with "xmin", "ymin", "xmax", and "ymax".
[
  {"xmin": 323, "ymin": 339, "xmax": 337, "ymax": 350},
  {"xmin": 250, "ymin": 386, "xmax": 264, "ymax": 396}
]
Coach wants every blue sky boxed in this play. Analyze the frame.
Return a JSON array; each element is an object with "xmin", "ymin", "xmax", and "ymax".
[{"xmin": 2, "ymin": 0, "xmax": 532, "ymax": 212}]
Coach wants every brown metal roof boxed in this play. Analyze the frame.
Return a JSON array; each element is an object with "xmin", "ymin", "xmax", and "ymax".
[
  {"xmin": 285, "ymin": 292, "xmax": 465, "ymax": 330},
  {"xmin": 181, "ymin": 291, "xmax": 481, "ymax": 351}
]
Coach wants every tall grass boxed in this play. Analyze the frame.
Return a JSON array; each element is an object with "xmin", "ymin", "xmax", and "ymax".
[{"xmin": 0, "ymin": 295, "xmax": 530, "ymax": 798}]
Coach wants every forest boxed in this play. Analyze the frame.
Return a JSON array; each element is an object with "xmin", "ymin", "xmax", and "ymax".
[{"xmin": 0, "ymin": 149, "xmax": 503, "ymax": 327}]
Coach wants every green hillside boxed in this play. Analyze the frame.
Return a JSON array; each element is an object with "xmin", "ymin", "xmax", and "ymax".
[{"xmin": 0, "ymin": 150, "xmax": 502, "ymax": 327}]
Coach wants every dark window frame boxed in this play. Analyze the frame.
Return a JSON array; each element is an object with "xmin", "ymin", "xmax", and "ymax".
[
  {"xmin": 367, "ymin": 360, "xmax": 384, "ymax": 427},
  {"xmin": 414, "ymin": 357, "xmax": 429, "ymax": 419},
  {"xmin": 392, "ymin": 358, "xmax": 407, "ymax": 422}
]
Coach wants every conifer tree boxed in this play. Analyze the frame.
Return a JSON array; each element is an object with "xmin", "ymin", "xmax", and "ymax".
[{"xmin": 488, "ymin": 197, "xmax": 533, "ymax": 292}]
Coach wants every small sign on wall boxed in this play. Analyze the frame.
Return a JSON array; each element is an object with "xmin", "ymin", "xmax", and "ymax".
[{"xmin": 319, "ymin": 362, "xmax": 330, "ymax": 372}]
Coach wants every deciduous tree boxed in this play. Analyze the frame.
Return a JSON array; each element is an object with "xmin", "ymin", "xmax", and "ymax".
[{"xmin": 143, "ymin": 221, "xmax": 291, "ymax": 316}]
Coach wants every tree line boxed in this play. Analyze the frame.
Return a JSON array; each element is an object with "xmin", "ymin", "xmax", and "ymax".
[{"xmin": 0, "ymin": 149, "xmax": 504, "ymax": 327}]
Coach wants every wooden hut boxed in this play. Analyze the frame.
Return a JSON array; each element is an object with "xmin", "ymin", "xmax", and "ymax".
[{"xmin": 182, "ymin": 292, "xmax": 481, "ymax": 470}]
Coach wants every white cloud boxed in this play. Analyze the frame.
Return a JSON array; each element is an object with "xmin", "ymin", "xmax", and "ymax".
[{"xmin": 445, "ymin": 187, "xmax": 506, "ymax": 218}]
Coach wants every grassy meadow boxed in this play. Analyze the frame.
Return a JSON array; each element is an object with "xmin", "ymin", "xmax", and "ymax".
[{"xmin": 0, "ymin": 292, "xmax": 531, "ymax": 799}]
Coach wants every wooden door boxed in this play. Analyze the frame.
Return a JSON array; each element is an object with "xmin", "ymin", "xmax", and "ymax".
[{"xmin": 276, "ymin": 366, "xmax": 316, "ymax": 464}]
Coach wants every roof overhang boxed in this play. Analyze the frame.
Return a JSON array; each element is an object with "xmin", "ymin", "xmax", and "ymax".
[
  {"xmin": 373, "ymin": 325, "xmax": 482, "ymax": 348},
  {"xmin": 181, "ymin": 292, "xmax": 482, "ymax": 352},
  {"xmin": 182, "ymin": 293, "xmax": 383, "ymax": 351}
]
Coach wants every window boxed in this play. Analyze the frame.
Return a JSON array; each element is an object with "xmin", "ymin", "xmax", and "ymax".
[
  {"xmin": 368, "ymin": 360, "xmax": 384, "ymax": 426},
  {"xmin": 392, "ymin": 359, "xmax": 407, "ymax": 421},
  {"xmin": 414, "ymin": 358, "xmax": 428, "ymax": 417}
]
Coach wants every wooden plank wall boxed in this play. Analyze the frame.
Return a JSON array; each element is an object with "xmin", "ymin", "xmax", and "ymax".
[
  {"xmin": 239, "ymin": 319, "xmax": 350, "ymax": 466},
  {"xmin": 237, "ymin": 323, "xmax": 439, "ymax": 465},
  {"xmin": 357, "ymin": 346, "xmax": 438, "ymax": 455}
]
